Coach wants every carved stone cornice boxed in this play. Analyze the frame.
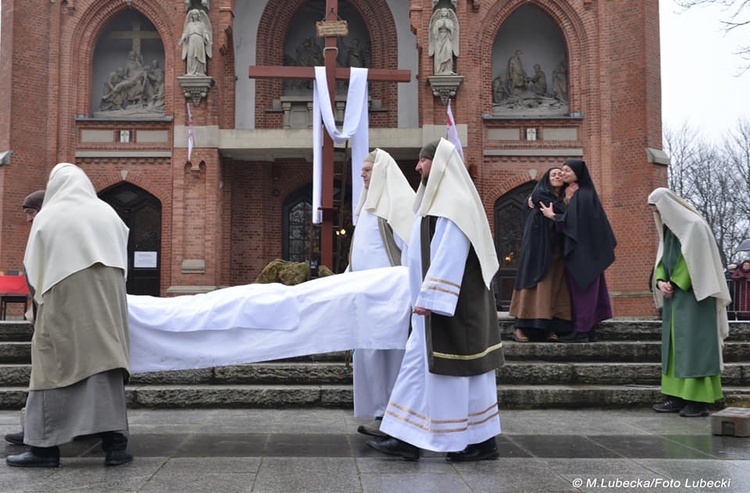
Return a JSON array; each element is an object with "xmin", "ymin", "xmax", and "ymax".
[
  {"xmin": 177, "ymin": 75, "xmax": 214, "ymax": 106},
  {"xmin": 427, "ymin": 74, "xmax": 464, "ymax": 105}
]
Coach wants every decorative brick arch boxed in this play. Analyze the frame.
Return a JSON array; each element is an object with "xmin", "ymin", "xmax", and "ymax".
[
  {"xmin": 91, "ymin": 171, "xmax": 171, "ymax": 210},
  {"xmin": 69, "ymin": 0, "xmax": 177, "ymax": 117},
  {"xmin": 254, "ymin": 0, "xmax": 400, "ymax": 128},
  {"xmin": 480, "ymin": 0, "xmax": 588, "ymax": 115}
]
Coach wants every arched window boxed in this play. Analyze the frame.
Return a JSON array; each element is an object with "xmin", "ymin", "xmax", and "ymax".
[{"xmin": 493, "ymin": 181, "xmax": 536, "ymax": 310}]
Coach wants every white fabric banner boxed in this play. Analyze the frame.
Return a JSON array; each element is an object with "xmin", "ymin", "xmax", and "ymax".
[
  {"xmin": 312, "ymin": 67, "xmax": 369, "ymax": 224},
  {"xmin": 128, "ymin": 266, "xmax": 410, "ymax": 373}
]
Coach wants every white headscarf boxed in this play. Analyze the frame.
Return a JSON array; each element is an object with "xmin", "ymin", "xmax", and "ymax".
[
  {"xmin": 414, "ymin": 138, "xmax": 499, "ymax": 288},
  {"xmin": 354, "ymin": 149, "xmax": 415, "ymax": 244},
  {"xmin": 24, "ymin": 163, "xmax": 130, "ymax": 304},
  {"xmin": 648, "ymin": 187, "xmax": 730, "ymax": 353}
]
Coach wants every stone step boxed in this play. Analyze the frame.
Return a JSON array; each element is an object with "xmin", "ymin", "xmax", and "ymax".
[
  {"xmin": 4, "ymin": 340, "xmax": 749, "ymax": 365},
  {"xmin": 2, "ymin": 361, "xmax": 748, "ymax": 387},
  {"xmin": 3, "ymin": 320, "xmax": 749, "ymax": 343},
  {"xmin": 2, "ymin": 384, "xmax": 747, "ymax": 410}
]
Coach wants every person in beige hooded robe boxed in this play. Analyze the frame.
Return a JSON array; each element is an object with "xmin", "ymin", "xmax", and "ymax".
[{"xmin": 6, "ymin": 163, "xmax": 133, "ymax": 468}]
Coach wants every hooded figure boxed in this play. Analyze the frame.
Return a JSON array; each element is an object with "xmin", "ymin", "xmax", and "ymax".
[
  {"xmin": 7, "ymin": 163, "xmax": 134, "ymax": 468},
  {"xmin": 540, "ymin": 158, "xmax": 616, "ymax": 341},
  {"xmin": 348, "ymin": 149, "xmax": 415, "ymax": 436},
  {"xmin": 648, "ymin": 187, "xmax": 730, "ymax": 417},
  {"xmin": 367, "ymin": 138, "xmax": 504, "ymax": 462},
  {"xmin": 509, "ymin": 167, "xmax": 572, "ymax": 341}
]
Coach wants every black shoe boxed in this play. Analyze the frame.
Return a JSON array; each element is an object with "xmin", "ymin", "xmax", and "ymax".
[
  {"xmin": 104, "ymin": 449, "xmax": 134, "ymax": 467},
  {"xmin": 652, "ymin": 396, "xmax": 685, "ymax": 413},
  {"xmin": 679, "ymin": 402, "xmax": 710, "ymax": 417},
  {"xmin": 357, "ymin": 418, "xmax": 387, "ymax": 438},
  {"xmin": 6, "ymin": 447, "xmax": 60, "ymax": 468},
  {"xmin": 4, "ymin": 430, "xmax": 24, "ymax": 445},
  {"xmin": 446, "ymin": 437, "xmax": 499, "ymax": 462},
  {"xmin": 365, "ymin": 437, "xmax": 419, "ymax": 461}
]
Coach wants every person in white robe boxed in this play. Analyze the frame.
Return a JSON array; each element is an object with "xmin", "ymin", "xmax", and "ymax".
[
  {"xmin": 7, "ymin": 163, "xmax": 133, "ymax": 468},
  {"xmin": 348, "ymin": 149, "xmax": 415, "ymax": 438},
  {"xmin": 367, "ymin": 139, "xmax": 505, "ymax": 461}
]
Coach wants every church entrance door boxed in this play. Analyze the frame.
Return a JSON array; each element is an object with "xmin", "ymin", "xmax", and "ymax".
[
  {"xmin": 493, "ymin": 182, "xmax": 535, "ymax": 310},
  {"xmin": 100, "ymin": 184, "xmax": 162, "ymax": 296}
]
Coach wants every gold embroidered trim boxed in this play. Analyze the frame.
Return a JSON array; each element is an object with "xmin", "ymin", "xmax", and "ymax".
[
  {"xmin": 423, "ymin": 285, "xmax": 460, "ymax": 297},
  {"xmin": 384, "ymin": 402, "xmax": 500, "ymax": 434},
  {"xmin": 469, "ymin": 411, "xmax": 500, "ymax": 426},
  {"xmin": 424, "ymin": 276, "xmax": 461, "ymax": 289},
  {"xmin": 468, "ymin": 402, "xmax": 499, "ymax": 417},
  {"xmin": 432, "ymin": 342, "xmax": 504, "ymax": 361}
]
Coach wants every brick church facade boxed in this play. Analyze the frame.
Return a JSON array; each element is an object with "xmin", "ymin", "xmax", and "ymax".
[{"xmin": 0, "ymin": 0, "xmax": 666, "ymax": 315}]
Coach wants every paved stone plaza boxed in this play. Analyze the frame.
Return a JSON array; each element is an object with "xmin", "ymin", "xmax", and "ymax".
[{"xmin": 1, "ymin": 408, "xmax": 748, "ymax": 493}]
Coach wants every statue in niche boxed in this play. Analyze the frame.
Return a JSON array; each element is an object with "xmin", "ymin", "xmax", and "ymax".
[
  {"xmin": 530, "ymin": 64, "xmax": 547, "ymax": 96},
  {"xmin": 492, "ymin": 73, "xmax": 509, "ymax": 104},
  {"xmin": 100, "ymin": 69, "xmax": 126, "ymax": 111},
  {"xmin": 184, "ymin": 0, "xmax": 209, "ymax": 11},
  {"xmin": 552, "ymin": 56, "xmax": 568, "ymax": 103},
  {"xmin": 429, "ymin": 7, "xmax": 459, "ymax": 75},
  {"xmin": 507, "ymin": 50, "xmax": 528, "ymax": 96},
  {"xmin": 296, "ymin": 37, "xmax": 324, "ymax": 67},
  {"xmin": 146, "ymin": 60, "xmax": 165, "ymax": 111},
  {"xmin": 179, "ymin": 9, "xmax": 213, "ymax": 76},
  {"xmin": 344, "ymin": 38, "xmax": 367, "ymax": 68}
]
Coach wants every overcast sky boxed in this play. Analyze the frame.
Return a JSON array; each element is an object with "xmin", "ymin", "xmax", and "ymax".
[
  {"xmin": 660, "ymin": 0, "xmax": 750, "ymax": 141},
  {"xmin": 2, "ymin": 2, "xmax": 749, "ymax": 143}
]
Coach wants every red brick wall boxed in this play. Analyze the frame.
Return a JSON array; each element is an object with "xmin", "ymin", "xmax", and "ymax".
[{"xmin": 0, "ymin": 0, "xmax": 666, "ymax": 314}]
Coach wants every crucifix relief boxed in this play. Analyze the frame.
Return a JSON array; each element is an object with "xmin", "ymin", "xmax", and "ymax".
[
  {"xmin": 95, "ymin": 15, "xmax": 164, "ymax": 116},
  {"xmin": 249, "ymin": 0, "xmax": 410, "ymax": 271}
]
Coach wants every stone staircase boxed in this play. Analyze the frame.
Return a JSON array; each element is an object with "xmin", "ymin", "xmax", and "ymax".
[{"xmin": 1, "ymin": 319, "xmax": 748, "ymax": 410}]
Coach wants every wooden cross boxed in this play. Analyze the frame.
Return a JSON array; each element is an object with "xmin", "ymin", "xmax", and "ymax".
[{"xmin": 249, "ymin": 0, "xmax": 411, "ymax": 271}]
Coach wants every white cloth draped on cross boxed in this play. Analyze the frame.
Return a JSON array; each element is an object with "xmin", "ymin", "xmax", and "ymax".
[{"xmin": 312, "ymin": 67, "xmax": 369, "ymax": 225}]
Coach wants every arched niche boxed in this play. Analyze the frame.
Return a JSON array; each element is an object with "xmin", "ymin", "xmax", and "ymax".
[
  {"xmin": 90, "ymin": 10, "xmax": 165, "ymax": 117},
  {"xmin": 283, "ymin": 0, "xmax": 371, "ymax": 95},
  {"xmin": 491, "ymin": 4, "xmax": 568, "ymax": 117}
]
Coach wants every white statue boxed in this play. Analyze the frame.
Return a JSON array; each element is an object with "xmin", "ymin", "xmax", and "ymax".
[
  {"xmin": 179, "ymin": 9, "xmax": 213, "ymax": 76},
  {"xmin": 428, "ymin": 8, "xmax": 459, "ymax": 75}
]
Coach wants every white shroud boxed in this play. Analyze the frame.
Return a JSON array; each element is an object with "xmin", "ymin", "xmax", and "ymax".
[{"xmin": 128, "ymin": 267, "xmax": 410, "ymax": 374}]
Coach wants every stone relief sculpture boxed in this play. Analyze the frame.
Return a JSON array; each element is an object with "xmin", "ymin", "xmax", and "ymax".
[
  {"xmin": 552, "ymin": 56, "xmax": 568, "ymax": 103},
  {"xmin": 530, "ymin": 64, "xmax": 547, "ymax": 96},
  {"xmin": 491, "ymin": 49, "xmax": 569, "ymax": 117},
  {"xmin": 97, "ymin": 54, "xmax": 165, "ymax": 116},
  {"xmin": 429, "ymin": 7, "xmax": 459, "ymax": 75},
  {"xmin": 179, "ymin": 9, "xmax": 213, "ymax": 76},
  {"xmin": 506, "ymin": 50, "xmax": 528, "ymax": 96}
]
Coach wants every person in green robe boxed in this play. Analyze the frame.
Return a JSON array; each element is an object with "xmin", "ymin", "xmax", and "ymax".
[{"xmin": 648, "ymin": 188, "xmax": 731, "ymax": 417}]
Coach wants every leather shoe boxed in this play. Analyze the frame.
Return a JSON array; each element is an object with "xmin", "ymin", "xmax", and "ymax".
[
  {"xmin": 6, "ymin": 448, "xmax": 60, "ymax": 468},
  {"xmin": 679, "ymin": 402, "xmax": 709, "ymax": 417},
  {"xmin": 357, "ymin": 418, "xmax": 387, "ymax": 438},
  {"xmin": 366, "ymin": 437, "xmax": 419, "ymax": 461},
  {"xmin": 4, "ymin": 430, "xmax": 24, "ymax": 445},
  {"xmin": 105, "ymin": 449, "xmax": 134, "ymax": 466},
  {"xmin": 446, "ymin": 437, "xmax": 499, "ymax": 462},
  {"xmin": 653, "ymin": 396, "xmax": 685, "ymax": 413}
]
